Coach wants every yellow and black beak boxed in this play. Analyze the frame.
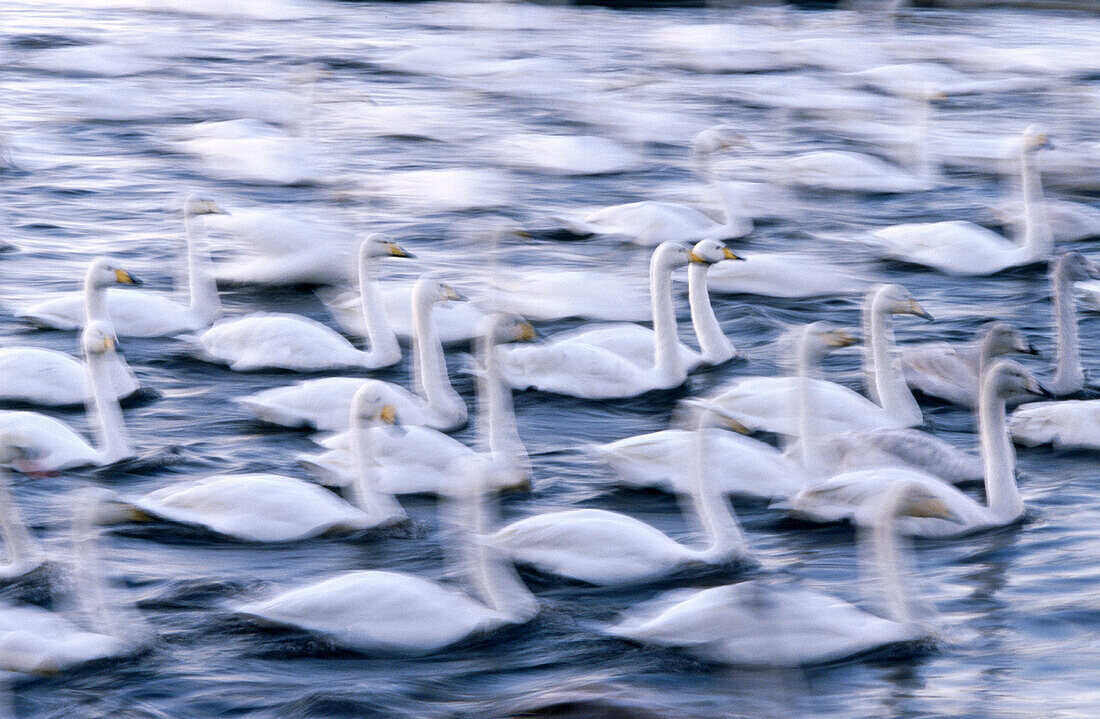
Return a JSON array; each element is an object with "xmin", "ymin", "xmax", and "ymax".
[
  {"xmin": 379, "ymin": 405, "xmax": 397, "ymax": 425},
  {"xmin": 688, "ymin": 250, "xmax": 707, "ymax": 264},
  {"xmin": 114, "ymin": 269, "xmax": 142, "ymax": 286},
  {"xmin": 388, "ymin": 242, "xmax": 415, "ymax": 259},
  {"xmin": 103, "ymin": 335, "xmax": 117, "ymax": 352},
  {"xmin": 722, "ymin": 247, "xmax": 743, "ymax": 261},
  {"xmin": 441, "ymin": 285, "xmax": 465, "ymax": 302},
  {"xmin": 908, "ymin": 300, "xmax": 934, "ymax": 321},
  {"xmin": 722, "ymin": 416, "xmax": 752, "ymax": 435},
  {"xmin": 825, "ymin": 329, "xmax": 860, "ymax": 348},
  {"xmin": 518, "ymin": 321, "xmax": 537, "ymax": 342}
]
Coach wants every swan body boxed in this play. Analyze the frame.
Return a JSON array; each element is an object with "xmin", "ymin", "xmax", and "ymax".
[
  {"xmin": 781, "ymin": 150, "xmax": 931, "ymax": 194},
  {"xmin": 498, "ymin": 134, "xmax": 644, "ymax": 175},
  {"xmin": 703, "ymin": 252, "xmax": 865, "ymax": 298},
  {"xmin": 242, "ymin": 279, "xmax": 469, "ymax": 432},
  {"xmin": 608, "ymin": 480, "xmax": 955, "ymax": 666},
  {"xmin": 322, "ymin": 281, "xmax": 486, "ymax": 347},
  {"xmin": 0, "ymin": 603, "xmax": 130, "ymax": 674},
  {"xmin": 0, "ymin": 346, "xmax": 139, "ymax": 406},
  {"xmin": 179, "ymin": 119, "xmax": 325, "ymax": 186},
  {"xmin": 486, "ymin": 270, "xmax": 651, "ymax": 322},
  {"xmin": 498, "ymin": 242, "xmax": 734, "ymax": 399},
  {"xmin": 121, "ymin": 473, "xmax": 401, "ymax": 543},
  {"xmin": 901, "ymin": 321, "xmax": 1036, "ymax": 408},
  {"xmin": 1010, "ymin": 401, "xmax": 1100, "ymax": 450},
  {"xmin": 784, "ymin": 361, "xmax": 1043, "ymax": 537},
  {"xmin": 0, "ymin": 322, "xmax": 134, "ymax": 471},
  {"xmin": 592, "ymin": 428, "xmax": 808, "ymax": 500},
  {"xmin": 561, "ymin": 199, "xmax": 750, "ymax": 246},
  {"xmin": 996, "ymin": 198, "xmax": 1100, "ymax": 243},
  {"xmin": 796, "ymin": 429, "xmax": 983, "ymax": 485},
  {"xmin": 869, "ymin": 127, "xmax": 1053, "ymax": 276},
  {"xmin": 0, "ymin": 438, "xmax": 47, "ymax": 580}
]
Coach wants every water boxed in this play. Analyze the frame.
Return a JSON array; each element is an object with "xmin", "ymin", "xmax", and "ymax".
[{"xmin": 2, "ymin": 1, "xmax": 1100, "ymax": 716}]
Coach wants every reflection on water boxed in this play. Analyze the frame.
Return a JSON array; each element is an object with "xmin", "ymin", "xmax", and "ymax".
[{"xmin": 2, "ymin": 0, "xmax": 1100, "ymax": 716}]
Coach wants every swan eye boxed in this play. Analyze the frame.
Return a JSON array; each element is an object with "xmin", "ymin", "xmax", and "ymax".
[
  {"xmin": 379, "ymin": 405, "xmax": 397, "ymax": 424},
  {"xmin": 114, "ymin": 269, "xmax": 140, "ymax": 285}
]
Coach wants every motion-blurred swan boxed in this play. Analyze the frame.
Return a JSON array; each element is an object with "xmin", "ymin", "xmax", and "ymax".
[
  {"xmin": 239, "ymin": 278, "xmax": 469, "ymax": 432},
  {"xmin": 179, "ymin": 119, "xmax": 326, "ymax": 186},
  {"xmin": 703, "ymin": 251, "xmax": 866, "ymax": 298},
  {"xmin": 19, "ymin": 198, "xmax": 227, "ymax": 336},
  {"xmin": 485, "ymin": 268, "xmax": 652, "ymax": 323},
  {"xmin": 112, "ymin": 392, "xmax": 406, "ymax": 543},
  {"xmin": 497, "ymin": 242, "xmax": 732, "ymax": 399},
  {"xmin": 783, "ymin": 360, "xmax": 1045, "ymax": 537},
  {"xmin": 0, "ymin": 489, "xmax": 150, "ymax": 674},
  {"xmin": 0, "ymin": 322, "xmax": 134, "ymax": 471},
  {"xmin": 497, "ymin": 133, "xmax": 644, "ymax": 175},
  {"xmin": 194, "ymin": 236, "xmax": 411, "ymax": 371},
  {"xmin": 0, "ymin": 435, "xmax": 47, "ymax": 580},
  {"xmin": 234, "ymin": 455, "xmax": 538, "ymax": 655},
  {"xmin": 490, "ymin": 410, "xmax": 752, "ymax": 585},
  {"xmin": 900, "ymin": 321, "xmax": 1036, "ymax": 408},
  {"xmin": 704, "ymin": 286, "xmax": 930, "ymax": 435},
  {"xmin": 868, "ymin": 127, "xmax": 1054, "ymax": 276},
  {"xmin": 298, "ymin": 315, "xmax": 534, "ymax": 494},
  {"xmin": 606, "ymin": 479, "xmax": 957, "ymax": 667},
  {"xmin": 0, "ymin": 342, "xmax": 140, "ymax": 407}
]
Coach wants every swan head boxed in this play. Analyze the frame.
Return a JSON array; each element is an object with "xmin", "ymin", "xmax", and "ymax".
[
  {"xmin": 350, "ymin": 383, "xmax": 399, "ymax": 427},
  {"xmin": 412, "ymin": 276, "xmax": 464, "ymax": 307},
  {"xmin": 985, "ymin": 359, "xmax": 1050, "ymax": 400},
  {"xmin": 692, "ymin": 125, "xmax": 751, "ymax": 155},
  {"xmin": 183, "ymin": 195, "xmax": 229, "ymax": 218},
  {"xmin": 871, "ymin": 284, "xmax": 932, "ymax": 321},
  {"xmin": 981, "ymin": 321, "xmax": 1037, "ymax": 357},
  {"xmin": 794, "ymin": 322, "xmax": 859, "ymax": 365},
  {"xmin": 87, "ymin": 259, "xmax": 142, "ymax": 289},
  {"xmin": 1053, "ymin": 251, "xmax": 1100, "ymax": 282},
  {"xmin": 360, "ymin": 233, "xmax": 414, "ymax": 261},
  {"xmin": 1020, "ymin": 125, "xmax": 1052, "ymax": 153},
  {"xmin": 477, "ymin": 313, "xmax": 536, "ymax": 347},
  {"xmin": 689, "ymin": 239, "xmax": 742, "ymax": 265},
  {"xmin": 82, "ymin": 320, "xmax": 119, "ymax": 357}
]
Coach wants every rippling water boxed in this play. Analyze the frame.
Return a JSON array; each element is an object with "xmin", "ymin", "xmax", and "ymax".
[{"xmin": 2, "ymin": 1, "xmax": 1100, "ymax": 717}]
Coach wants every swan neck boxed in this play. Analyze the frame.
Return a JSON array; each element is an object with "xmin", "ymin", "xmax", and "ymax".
[
  {"xmin": 869, "ymin": 300, "xmax": 922, "ymax": 425},
  {"xmin": 84, "ymin": 273, "xmax": 107, "ymax": 325},
  {"xmin": 349, "ymin": 417, "xmax": 406, "ymax": 523},
  {"xmin": 411, "ymin": 293, "xmax": 461, "ymax": 417},
  {"xmin": 794, "ymin": 334, "xmax": 825, "ymax": 477},
  {"xmin": 687, "ymin": 262, "xmax": 733, "ymax": 364},
  {"xmin": 690, "ymin": 426, "xmax": 748, "ymax": 561},
  {"xmin": 0, "ymin": 469, "xmax": 38, "ymax": 570},
  {"xmin": 651, "ymin": 251, "xmax": 683, "ymax": 384},
  {"xmin": 1018, "ymin": 148, "xmax": 1052, "ymax": 258},
  {"xmin": 1051, "ymin": 265, "xmax": 1082, "ymax": 395},
  {"xmin": 978, "ymin": 377, "xmax": 1022, "ymax": 520},
  {"xmin": 184, "ymin": 214, "xmax": 222, "ymax": 323},
  {"xmin": 71, "ymin": 499, "xmax": 125, "ymax": 639},
  {"xmin": 358, "ymin": 252, "xmax": 400, "ymax": 365},
  {"xmin": 868, "ymin": 489, "xmax": 918, "ymax": 625},
  {"xmin": 86, "ymin": 349, "xmax": 132, "ymax": 464},
  {"xmin": 477, "ymin": 330, "xmax": 527, "ymax": 475}
]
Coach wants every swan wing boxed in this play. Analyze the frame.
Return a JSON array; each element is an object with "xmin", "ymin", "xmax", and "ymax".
[
  {"xmin": 0, "ymin": 348, "xmax": 94, "ymax": 406},
  {"xmin": 0, "ymin": 603, "xmax": 129, "ymax": 674},
  {"xmin": 1010, "ymin": 400, "xmax": 1100, "ymax": 449},
  {"xmin": 900, "ymin": 345, "xmax": 979, "ymax": 407},
  {"xmin": 198, "ymin": 313, "xmax": 370, "ymax": 371},
  {"xmin": 811, "ymin": 429, "xmax": 982, "ymax": 483},
  {"xmin": 0, "ymin": 411, "xmax": 98, "ymax": 470},
  {"xmin": 559, "ymin": 323, "xmax": 700, "ymax": 370},
  {"xmin": 497, "ymin": 342, "xmax": 675, "ymax": 399},
  {"xmin": 705, "ymin": 254, "xmax": 865, "ymax": 298}
]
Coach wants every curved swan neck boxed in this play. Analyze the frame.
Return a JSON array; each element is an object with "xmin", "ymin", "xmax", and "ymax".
[
  {"xmin": 688, "ymin": 262, "xmax": 734, "ymax": 363},
  {"xmin": 691, "ymin": 420, "xmax": 748, "ymax": 561},
  {"xmin": 794, "ymin": 330, "xmax": 825, "ymax": 476},
  {"xmin": 357, "ymin": 251, "xmax": 400, "ymax": 365},
  {"xmin": 978, "ymin": 373, "xmax": 1022, "ymax": 520},
  {"xmin": 868, "ymin": 486, "xmax": 919, "ymax": 625},
  {"xmin": 476, "ymin": 327, "xmax": 527, "ymax": 478},
  {"xmin": 349, "ymin": 416, "xmax": 406, "ymax": 523},
  {"xmin": 84, "ymin": 272, "xmax": 108, "ymax": 325},
  {"xmin": 183, "ymin": 213, "xmax": 222, "ymax": 323},
  {"xmin": 1050, "ymin": 261, "xmax": 1082, "ymax": 395},
  {"xmin": 911, "ymin": 94, "xmax": 934, "ymax": 184},
  {"xmin": 86, "ymin": 348, "xmax": 132, "ymax": 464},
  {"xmin": 0, "ymin": 468, "xmax": 38, "ymax": 570},
  {"xmin": 868, "ymin": 291, "xmax": 922, "ymax": 425},
  {"xmin": 71, "ymin": 495, "xmax": 124, "ymax": 639},
  {"xmin": 651, "ymin": 246, "xmax": 685, "ymax": 384},
  {"xmin": 411, "ymin": 288, "xmax": 462, "ymax": 417},
  {"xmin": 1017, "ymin": 147, "xmax": 1052, "ymax": 259}
]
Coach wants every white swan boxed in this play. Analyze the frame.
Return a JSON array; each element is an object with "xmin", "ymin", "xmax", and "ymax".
[
  {"xmin": 496, "ymin": 242, "xmax": 728, "ymax": 399},
  {"xmin": 18, "ymin": 198, "xmax": 227, "ymax": 336},
  {"xmin": 497, "ymin": 133, "xmax": 644, "ymax": 175},
  {"xmin": 239, "ymin": 278, "xmax": 469, "ymax": 432},
  {"xmin": 703, "ymin": 252, "xmax": 866, "ymax": 298},
  {"xmin": 550, "ymin": 239, "xmax": 741, "ymax": 370},
  {"xmin": 867, "ymin": 127, "xmax": 1054, "ymax": 276},
  {"xmin": 900, "ymin": 321, "xmax": 1036, "ymax": 408},
  {"xmin": 0, "ymin": 343, "xmax": 140, "ymax": 407},
  {"xmin": 298, "ymin": 315, "xmax": 534, "ymax": 494},
  {"xmin": 705, "ymin": 286, "xmax": 929, "ymax": 436},
  {"xmin": 178, "ymin": 119, "xmax": 326, "ymax": 186},
  {"xmin": 234, "ymin": 456, "xmax": 538, "ymax": 655},
  {"xmin": 489, "ymin": 410, "xmax": 752, "ymax": 585},
  {"xmin": 0, "ymin": 322, "xmax": 134, "ymax": 472},
  {"xmin": 0, "ymin": 435, "xmax": 47, "ymax": 580},
  {"xmin": 783, "ymin": 360, "xmax": 1045, "ymax": 538},
  {"xmin": 194, "ymin": 235, "xmax": 410, "ymax": 372},
  {"xmin": 606, "ymin": 479, "xmax": 957, "ymax": 667},
  {"xmin": 485, "ymin": 268, "xmax": 652, "ymax": 323}
]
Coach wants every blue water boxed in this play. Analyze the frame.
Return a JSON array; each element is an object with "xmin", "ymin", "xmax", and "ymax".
[{"xmin": 2, "ymin": 1, "xmax": 1100, "ymax": 716}]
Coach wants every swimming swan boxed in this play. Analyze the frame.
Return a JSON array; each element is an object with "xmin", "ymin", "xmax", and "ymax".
[
  {"xmin": 0, "ymin": 343, "xmax": 140, "ymax": 407},
  {"xmin": 489, "ymin": 410, "xmax": 752, "ymax": 585},
  {"xmin": 496, "ymin": 242, "xmax": 733, "ymax": 399},
  {"xmin": 194, "ymin": 235, "xmax": 411, "ymax": 371},
  {"xmin": 900, "ymin": 321, "xmax": 1036, "ymax": 408},
  {"xmin": 867, "ymin": 127, "xmax": 1054, "ymax": 276},
  {"xmin": 238, "ymin": 278, "xmax": 469, "ymax": 432},
  {"xmin": 298, "ymin": 315, "xmax": 534, "ymax": 494},
  {"xmin": 0, "ymin": 322, "xmax": 134, "ymax": 471},
  {"xmin": 19, "ymin": 197, "xmax": 227, "ymax": 336},
  {"xmin": 704, "ymin": 285, "xmax": 930, "ymax": 436},
  {"xmin": 234, "ymin": 456, "xmax": 538, "ymax": 655},
  {"xmin": 0, "ymin": 435, "xmax": 48, "ymax": 580},
  {"xmin": 606, "ymin": 479, "xmax": 957, "ymax": 667},
  {"xmin": 783, "ymin": 360, "xmax": 1045, "ymax": 538}
]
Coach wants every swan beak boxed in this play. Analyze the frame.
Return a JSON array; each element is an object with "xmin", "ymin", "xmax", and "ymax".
[
  {"xmin": 1029, "ymin": 379, "xmax": 1054, "ymax": 398},
  {"xmin": 825, "ymin": 329, "xmax": 860, "ymax": 348},
  {"xmin": 688, "ymin": 250, "xmax": 707, "ymax": 264},
  {"xmin": 387, "ymin": 242, "xmax": 415, "ymax": 259},
  {"xmin": 722, "ymin": 247, "xmax": 744, "ymax": 261},
  {"xmin": 199, "ymin": 200, "xmax": 229, "ymax": 216},
  {"xmin": 1035, "ymin": 133, "xmax": 1052, "ymax": 150},
  {"xmin": 517, "ymin": 322, "xmax": 537, "ymax": 342},
  {"xmin": 908, "ymin": 300, "xmax": 934, "ymax": 321},
  {"xmin": 722, "ymin": 416, "xmax": 752, "ymax": 435},
  {"xmin": 1022, "ymin": 342, "xmax": 1040, "ymax": 356},
  {"xmin": 905, "ymin": 497, "xmax": 960, "ymax": 522},
  {"xmin": 103, "ymin": 335, "xmax": 117, "ymax": 352},
  {"xmin": 1084, "ymin": 260, "xmax": 1100, "ymax": 280},
  {"xmin": 441, "ymin": 285, "xmax": 465, "ymax": 302},
  {"xmin": 114, "ymin": 269, "xmax": 142, "ymax": 286},
  {"xmin": 379, "ymin": 405, "xmax": 397, "ymax": 425}
]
